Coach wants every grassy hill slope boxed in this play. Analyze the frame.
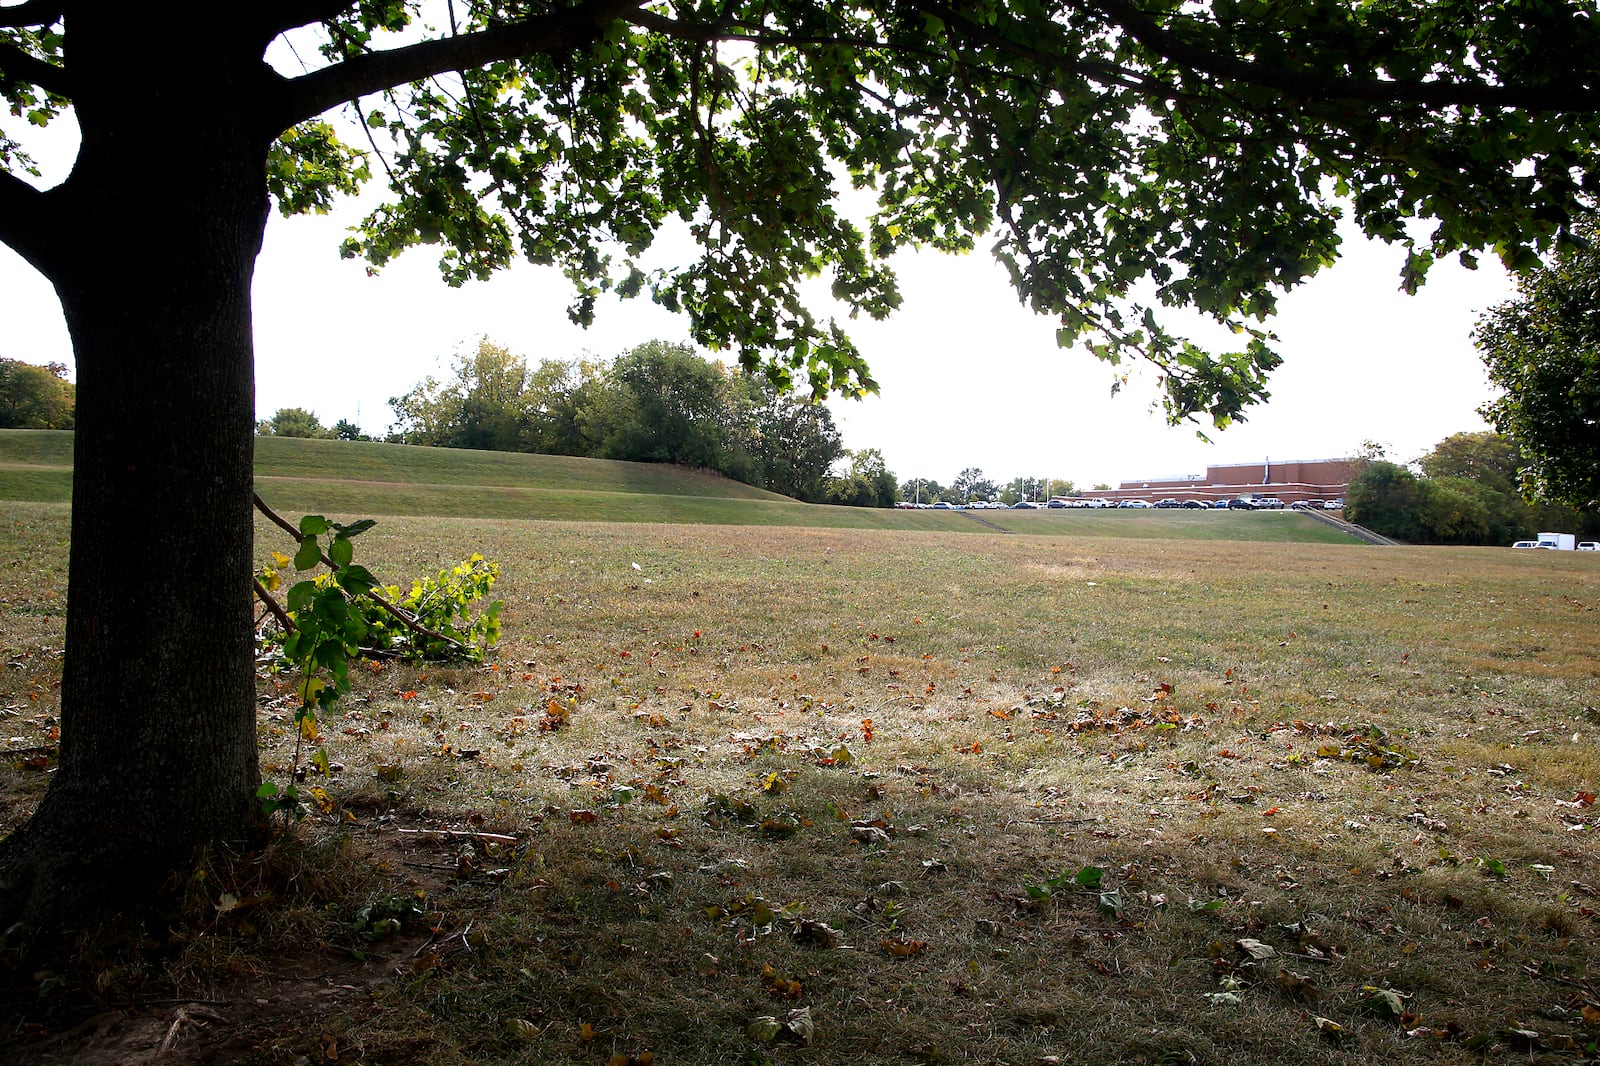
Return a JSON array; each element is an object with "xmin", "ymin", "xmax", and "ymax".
[{"xmin": 0, "ymin": 429, "xmax": 1359, "ymax": 542}]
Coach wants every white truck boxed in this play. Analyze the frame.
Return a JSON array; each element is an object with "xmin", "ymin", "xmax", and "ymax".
[{"xmin": 1537, "ymin": 532, "xmax": 1577, "ymax": 550}]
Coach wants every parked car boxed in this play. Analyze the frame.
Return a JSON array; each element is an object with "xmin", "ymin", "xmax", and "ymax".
[
  {"xmin": 1511, "ymin": 540, "xmax": 1538, "ymax": 549},
  {"xmin": 932, "ymin": 501, "xmax": 954, "ymax": 509},
  {"xmin": 1121, "ymin": 499, "xmax": 1152, "ymax": 508},
  {"xmin": 1323, "ymin": 499, "xmax": 1344, "ymax": 509},
  {"xmin": 1183, "ymin": 499, "xmax": 1208, "ymax": 509},
  {"xmin": 1579, "ymin": 542, "xmax": 1599, "ymax": 551},
  {"xmin": 1011, "ymin": 501, "xmax": 1037, "ymax": 509},
  {"xmin": 1212, "ymin": 500, "xmax": 1229, "ymax": 509},
  {"xmin": 1046, "ymin": 499, "xmax": 1068, "ymax": 508},
  {"xmin": 1154, "ymin": 498, "xmax": 1182, "ymax": 508},
  {"xmin": 1227, "ymin": 498, "xmax": 1257, "ymax": 510},
  {"xmin": 1255, "ymin": 498, "xmax": 1284, "ymax": 509}
]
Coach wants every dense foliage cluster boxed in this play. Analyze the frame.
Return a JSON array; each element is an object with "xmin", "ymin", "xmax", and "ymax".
[
  {"xmin": 0, "ymin": 359, "xmax": 74, "ymax": 430},
  {"xmin": 383, "ymin": 338, "xmax": 894, "ymax": 505},
  {"xmin": 1345, "ymin": 432, "xmax": 1598, "ymax": 545},
  {"xmin": 1474, "ymin": 222, "xmax": 1600, "ymax": 512}
]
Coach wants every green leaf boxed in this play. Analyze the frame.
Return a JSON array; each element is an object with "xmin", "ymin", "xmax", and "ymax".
[
  {"xmin": 338, "ymin": 564, "xmax": 379, "ymax": 597},
  {"xmin": 293, "ymin": 536, "xmax": 321, "ymax": 571},
  {"xmin": 286, "ymin": 580, "xmax": 318, "ymax": 614},
  {"xmin": 298, "ymin": 515, "xmax": 330, "ymax": 536},
  {"xmin": 328, "ymin": 536, "xmax": 354, "ymax": 568},
  {"xmin": 336, "ymin": 519, "xmax": 377, "ymax": 538}
]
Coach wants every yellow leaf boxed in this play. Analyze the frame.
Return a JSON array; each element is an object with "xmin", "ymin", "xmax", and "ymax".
[
  {"xmin": 309, "ymin": 786, "xmax": 335, "ymax": 814},
  {"xmin": 299, "ymin": 716, "xmax": 321, "ymax": 742},
  {"xmin": 579, "ymin": 1022, "xmax": 597, "ymax": 1042},
  {"xmin": 271, "ymin": 551, "xmax": 292, "ymax": 568}
]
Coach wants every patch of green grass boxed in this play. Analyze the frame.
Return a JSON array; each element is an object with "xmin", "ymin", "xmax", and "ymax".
[
  {"xmin": 251, "ymin": 476, "xmax": 979, "ymax": 529},
  {"xmin": 254, "ymin": 435, "xmax": 791, "ymax": 500},
  {"xmin": 987, "ymin": 506, "xmax": 1359, "ymax": 543},
  {"xmin": 0, "ymin": 429, "xmax": 74, "ymax": 467},
  {"xmin": 0, "ymin": 466, "xmax": 71, "ymax": 502}
]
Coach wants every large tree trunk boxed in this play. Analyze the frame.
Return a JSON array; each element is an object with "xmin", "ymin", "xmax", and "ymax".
[{"xmin": 0, "ymin": 17, "xmax": 273, "ymax": 933}]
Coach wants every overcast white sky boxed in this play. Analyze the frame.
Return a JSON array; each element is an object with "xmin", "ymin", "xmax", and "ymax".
[{"xmin": 1, "ymin": 111, "xmax": 1516, "ymax": 492}]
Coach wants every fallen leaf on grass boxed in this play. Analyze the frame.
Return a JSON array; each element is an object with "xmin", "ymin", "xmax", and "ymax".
[
  {"xmin": 1359, "ymin": 985, "xmax": 1408, "ymax": 1019},
  {"xmin": 850, "ymin": 825, "xmax": 891, "ymax": 846},
  {"xmin": 784, "ymin": 1007, "xmax": 815, "ymax": 1045},
  {"xmin": 505, "ymin": 1018, "xmax": 540, "ymax": 1043},
  {"xmin": 747, "ymin": 1016, "xmax": 783, "ymax": 1043},
  {"xmin": 882, "ymin": 937, "xmax": 927, "ymax": 957},
  {"xmin": 791, "ymin": 919, "xmax": 840, "ymax": 947},
  {"xmin": 1275, "ymin": 968, "xmax": 1319, "ymax": 1002},
  {"xmin": 1236, "ymin": 938, "xmax": 1277, "ymax": 960},
  {"xmin": 761, "ymin": 962, "xmax": 802, "ymax": 998}
]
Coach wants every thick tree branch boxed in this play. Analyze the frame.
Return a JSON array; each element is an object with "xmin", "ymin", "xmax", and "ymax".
[
  {"xmin": 0, "ymin": 1, "xmax": 62, "ymax": 29},
  {"xmin": 268, "ymin": 0, "xmax": 647, "ymax": 132},
  {"xmin": 253, "ymin": 0, "xmax": 356, "ymax": 41},
  {"xmin": 1077, "ymin": 0, "xmax": 1600, "ymax": 113},
  {"xmin": 0, "ymin": 168, "xmax": 53, "ymax": 270},
  {"xmin": 0, "ymin": 37, "xmax": 70, "ymax": 98}
]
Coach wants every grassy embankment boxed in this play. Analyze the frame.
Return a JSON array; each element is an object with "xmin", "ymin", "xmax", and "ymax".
[
  {"xmin": 0, "ymin": 429, "xmax": 1356, "ymax": 542},
  {"xmin": 2, "ymin": 446, "xmax": 1597, "ymax": 1065}
]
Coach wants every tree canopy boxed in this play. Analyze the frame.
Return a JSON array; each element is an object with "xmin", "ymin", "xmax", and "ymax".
[
  {"xmin": 257, "ymin": 406, "xmax": 332, "ymax": 438},
  {"xmin": 5, "ymin": 2, "xmax": 1600, "ymax": 929},
  {"xmin": 9, "ymin": 4, "xmax": 1597, "ymax": 420},
  {"xmin": 1474, "ymin": 223, "xmax": 1600, "ymax": 511},
  {"xmin": 386, "ymin": 337, "xmax": 855, "ymax": 500},
  {"xmin": 0, "ymin": 358, "xmax": 74, "ymax": 429},
  {"xmin": 1346, "ymin": 431, "xmax": 1597, "ymax": 544}
]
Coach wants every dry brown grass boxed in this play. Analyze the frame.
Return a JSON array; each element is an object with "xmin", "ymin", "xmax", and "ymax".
[{"xmin": 2, "ymin": 504, "xmax": 1598, "ymax": 1064}]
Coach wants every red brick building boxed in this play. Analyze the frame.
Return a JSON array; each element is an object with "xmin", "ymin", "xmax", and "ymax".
[{"xmin": 1098, "ymin": 458, "xmax": 1355, "ymax": 505}]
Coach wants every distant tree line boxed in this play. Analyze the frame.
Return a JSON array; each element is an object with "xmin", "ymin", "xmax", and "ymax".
[
  {"xmin": 0, "ymin": 358, "xmax": 75, "ymax": 430},
  {"xmin": 259, "ymin": 339, "xmax": 896, "ymax": 507},
  {"xmin": 898, "ymin": 469, "xmax": 1079, "ymax": 505},
  {"xmin": 256, "ymin": 407, "xmax": 368, "ymax": 441},
  {"xmin": 1346, "ymin": 432, "xmax": 1599, "ymax": 544}
]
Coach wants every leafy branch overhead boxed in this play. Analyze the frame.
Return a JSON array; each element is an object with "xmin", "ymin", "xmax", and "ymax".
[{"xmin": 7, "ymin": 3, "xmax": 1600, "ymax": 422}]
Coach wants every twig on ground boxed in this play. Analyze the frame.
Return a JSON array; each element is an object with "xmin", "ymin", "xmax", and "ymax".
[{"xmin": 397, "ymin": 827, "xmax": 518, "ymax": 846}]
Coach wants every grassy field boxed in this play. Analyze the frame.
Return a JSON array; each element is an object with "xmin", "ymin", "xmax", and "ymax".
[
  {"xmin": 0, "ymin": 430, "xmax": 1356, "ymax": 542},
  {"xmin": 1, "ymin": 497, "xmax": 1597, "ymax": 1065}
]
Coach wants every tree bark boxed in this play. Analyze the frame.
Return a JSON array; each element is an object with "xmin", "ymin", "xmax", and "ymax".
[{"xmin": 0, "ymin": 14, "xmax": 274, "ymax": 933}]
